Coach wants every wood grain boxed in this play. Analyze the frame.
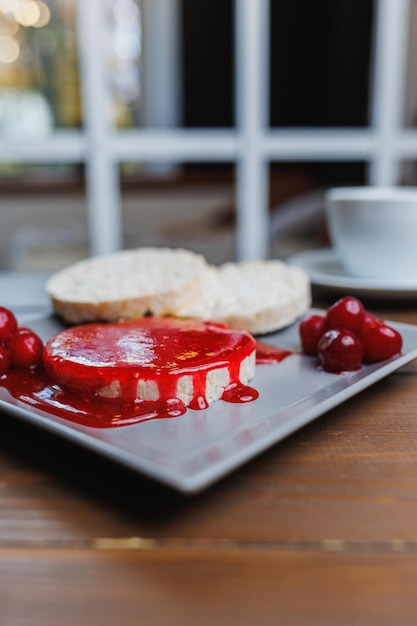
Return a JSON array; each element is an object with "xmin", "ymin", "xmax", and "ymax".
[{"xmin": 1, "ymin": 549, "xmax": 417, "ymax": 626}]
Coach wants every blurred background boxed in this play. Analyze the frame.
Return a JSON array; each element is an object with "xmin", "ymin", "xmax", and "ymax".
[{"xmin": 0, "ymin": 0, "xmax": 417, "ymax": 272}]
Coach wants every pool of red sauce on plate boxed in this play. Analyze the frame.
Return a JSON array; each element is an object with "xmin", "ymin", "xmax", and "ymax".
[
  {"xmin": 255, "ymin": 341, "xmax": 293, "ymax": 365},
  {"xmin": 0, "ymin": 319, "xmax": 293, "ymax": 429}
]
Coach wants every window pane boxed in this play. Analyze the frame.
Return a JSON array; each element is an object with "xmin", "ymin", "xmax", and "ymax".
[
  {"xmin": 0, "ymin": 0, "xmax": 145, "ymax": 135},
  {"xmin": 404, "ymin": 0, "xmax": 417, "ymax": 128},
  {"xmin": 121, "ymin": 161, "xmax": 235, "ymax": 264},
  {"xmin": 107, "ymin": 0, "xmax": 142, "ymax": 128},
  {"xmin": 0, "ymin": 163, "xmax": 88, "ymax": 270},
  {"xmin": 181, "ymin": 0, "xmax": 234, "ymax": 128},
  {"xmin": 0, "ymin": 0, "xmax": 80, "ymax": 134},
  {"xmin": 269, "ymin": 0, "xmax": 374, "ymax": 128},
  {"xmin": 269, "ymin": 161, "xmax": 367, "ymax": 260},
  {"xmin": 400, "ymin": 160, "xmax": 417, "ymax": 185}
]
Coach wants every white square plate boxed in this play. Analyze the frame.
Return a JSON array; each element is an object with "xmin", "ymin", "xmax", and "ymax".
[{"xmin": 1, "ymin": 312, "xmax": 416, "ymax": 494}]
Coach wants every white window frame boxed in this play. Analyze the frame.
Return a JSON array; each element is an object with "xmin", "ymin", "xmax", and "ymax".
[{"xmin": 0, "ymin": 0, "xmax": 414, "ymax": 260}]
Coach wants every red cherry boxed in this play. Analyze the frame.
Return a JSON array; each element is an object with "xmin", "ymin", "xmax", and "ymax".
[
  {"xmin": 299, "ymin": 314, "xmax": 326, "ymax": 355},
  {"xmin": 359, "ymin": 321, "xmax": 402, "ymax": 363},
  {"xmin": 325, "ymin": 297, "xmax": 365, "ymax": 333},
  {"xmin": 7, "ymin": 329, "xmax": 43, "ymax": 369},
  {"xmin": 318, "ymin": 328, "xmax": 364, "ymax": 372},
  {"xmin": 0, "ymin": 345, "xmax": 11, "ymax": 375},
  {"xmin": 0, "ymin": 307, "xmax": 17, "ymax": 342},
  {"xmin": 362, "ymin": 310, "xmax": 380, "ymax": 326}
]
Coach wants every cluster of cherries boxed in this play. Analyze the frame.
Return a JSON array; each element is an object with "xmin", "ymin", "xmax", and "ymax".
[
  {"xmin": 0, "ymin": 306, "xmax": 44, "ymax": 376},
  {"xmin": 299, "ymin": 296, "xmax": 403, "ymax": 372}
]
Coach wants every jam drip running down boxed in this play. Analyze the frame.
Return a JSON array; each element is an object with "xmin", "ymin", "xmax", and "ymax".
[{"xmin": 0, "ymin": 317, "xmax": 261, "ymax": 428}]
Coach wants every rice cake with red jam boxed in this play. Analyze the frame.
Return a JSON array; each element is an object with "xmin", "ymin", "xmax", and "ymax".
[{"xmin": 43, "ymin": 317, "xmax": 258, "ymax": 418}]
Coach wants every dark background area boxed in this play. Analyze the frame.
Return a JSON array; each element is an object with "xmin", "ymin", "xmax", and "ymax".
[
  {"xmin": 181, "ymin": 0, "xmax": 374, "ymax": 188},
  {"xmin": 182, "ymin": 0, "xmax": 374, "ymax": 128}
]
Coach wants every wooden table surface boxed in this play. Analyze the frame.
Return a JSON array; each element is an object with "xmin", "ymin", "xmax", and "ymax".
[{"xmin": 2, "ymin": 277, "xmax": 417, "ymax": 625}]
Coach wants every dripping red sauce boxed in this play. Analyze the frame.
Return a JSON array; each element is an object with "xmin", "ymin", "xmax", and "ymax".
[{"xmin": 0, "ymin": 318, "xmax": 264, "ymax": 428}]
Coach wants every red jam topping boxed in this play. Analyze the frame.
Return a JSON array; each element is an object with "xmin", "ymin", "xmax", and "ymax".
[{"xmin": 0, "ymin": 317, "xmax": 259, "ymax": 428}]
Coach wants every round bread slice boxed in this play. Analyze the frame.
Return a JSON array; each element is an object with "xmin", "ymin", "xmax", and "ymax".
[
  {"xmin": 46, "ymin": 247, "xmax": 211, "ymax": 324},
  {"xmin": 177, "ymin": 259, "xmax": 311, "ymax": 335}
]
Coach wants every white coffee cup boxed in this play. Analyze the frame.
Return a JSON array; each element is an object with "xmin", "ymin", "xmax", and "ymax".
[{"xmin": 325, "ymin": 186, "xmax": 417, "ymax": 282}]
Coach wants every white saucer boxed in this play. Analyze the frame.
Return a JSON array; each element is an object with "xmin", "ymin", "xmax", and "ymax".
[{"xmin": 288, "ymin": 248, "xmax": 417, "ymax": 299}]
